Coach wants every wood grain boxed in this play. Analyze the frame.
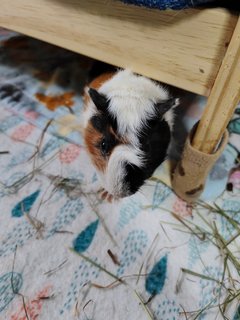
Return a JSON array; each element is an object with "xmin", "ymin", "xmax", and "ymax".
[
  {"xmin": 193, "ymin": 16, "xmax": 240, "ymax": 153},
  {"xmin": 0, "ymin": 0, "xmax": 237, "ymax": 95}
]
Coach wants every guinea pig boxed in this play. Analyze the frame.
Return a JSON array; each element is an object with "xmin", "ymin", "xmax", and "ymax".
[{"xmin": 83, "ymin": 69, "xmax": 179, "ymax": 200}]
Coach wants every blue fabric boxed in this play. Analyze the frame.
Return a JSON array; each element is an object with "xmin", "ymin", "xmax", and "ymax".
[{"xmin": 120, "ymin": 0, "xmax": 214, "ymax": 10}]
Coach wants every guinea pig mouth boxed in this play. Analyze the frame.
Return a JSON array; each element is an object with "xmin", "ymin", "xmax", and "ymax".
[
  {"xmin": 122, "ymin": 163, "xmax": 146, "ymax": 196},
  {"xmin": 103, "ymin": 145, "xmax": 145, "ymax": 198},
  {"xmin": 105, "ymin": 164, "xmax": 145, "ymax": 199}
]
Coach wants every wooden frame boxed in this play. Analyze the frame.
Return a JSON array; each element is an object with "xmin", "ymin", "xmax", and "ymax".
[
  {"xmin": 1, "ymin": 0, "xmax": 240, "ymax": 200},
  {"xmin": 193, "ymin": 17, "xmax": 240, "ymax": 153},
  {"xmin": 0, "ymin": 0, "xmax": 238, "ymax": 96}
]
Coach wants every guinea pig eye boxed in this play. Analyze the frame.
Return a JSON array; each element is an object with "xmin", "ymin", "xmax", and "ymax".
[{"xmin": 100, "ymin": 138, "xmax": 109, "ymax": 156}]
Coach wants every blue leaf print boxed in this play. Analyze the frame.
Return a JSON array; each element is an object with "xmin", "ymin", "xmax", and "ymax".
[
  {"xmin": 116, "ymin": 198, "xmax": 142, "ymax": 231},
  {"xmin": 47, "ymin": 198, "xmax": 83, "ymax": 237},
  {"xmin": 0, "ymin": 221, "xmax": 34, "ymax": 258},
  {"xmin": 73, "ymin": 220, "xmax": 99, "ymax": 253},
  {"xmin": 60, "ymin": 257, "xmax": 100, "ymax": 315},
  {"xmin": 155, "ymin": 299, "xmax": 180, "ymax": 320},
  {"xmin": 0, "ymin": 115, "xmax": 22, "ymax": 132},
  {"xmin": 198, "ymin": 267, "xmax": 222, "ymax": 320},
  {"xmin": 188, "ymin": 235, "xmax": 210, "ymax": 268},
  {"xmin": 0, "ymin": 272, "xmax": 23, "ymax": 312},
  {"xmin": 0, "ymin": 172, "xmax": 28, "ymax": 198},
  {"xmin": 152, "ymin": 182, "xmax": 172, "ymax": 209},
  {"xmin": 7, "ymin": 148, "xmax": 33, "ymax": 169},
  {"xmin": 40, "ymin": 136, "xmax": 65, "ymax": 158},
  {"xmin": 12, "ymin": 190, "xmax": 40, "ymax": 217},
  {"xmin": 117, "ymin": 230, "xmax": 148, "ymax": 277},
  {"xmin": 145, "ymin": 255, "xmax": 168, "ymax": 295},
  {"xmin": 233, "ymin": 306, "xmax": 240, "ymax": 320},
  {"xmin": 220, "ymin": 200, "xmax": 240, "ymax": 241}
]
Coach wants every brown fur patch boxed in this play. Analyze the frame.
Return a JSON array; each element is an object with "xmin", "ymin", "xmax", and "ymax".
[
  {"xmin": 89, "ymin": 72, "xmax": 115, "ymax": 90},
  {"xmin": 84, "ymin": 122, "xmax": 108, "ymax": 172},
  {"xmin": 83, "ymin": 72, "xmax": 115, "ymax": 110},
  {"xmin": 185, "ymin": 184, "xmax": 203, "ymax": 196}
]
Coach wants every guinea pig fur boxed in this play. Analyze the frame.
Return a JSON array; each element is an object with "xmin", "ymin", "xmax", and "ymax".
[{"xmin": 83, "ymin": 69, "xmax": 179, "ymax": 199}]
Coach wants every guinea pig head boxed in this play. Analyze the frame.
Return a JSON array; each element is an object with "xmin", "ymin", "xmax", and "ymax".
[{"xmin": 83, "ymin": 70, "xmax": 179, "ymax": 198}]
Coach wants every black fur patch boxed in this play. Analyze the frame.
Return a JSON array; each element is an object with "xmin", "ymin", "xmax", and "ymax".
[
  {"xmin": 87, "ymin": 61, "xmax": 117, "ymax": 83},
  {"xmin": 123, "ymin": 119, "xmax": 171, "ymax": 195},
  {"xmin": 90, "ymin": 112, "xmax": 119, "ymax": 157},
  {"xmin": 90, "ymin": 93, "xmax": 119, "ymax": 135},
  {"xmin": 90, "ymin": 111, "xmax": 118, "ymax": 134},
  {"xmin": 91, "ymin": 114, "xmax": 108, "ymax": 133},
  {"xmin": 124, "ymin": 163, "xmax": 146, "ymax": 195},
  {"xmin": 96, "ymin": 133, "xmax": 118, "ymax": 158},
  {"xmin": 89, "ymin": 88, "xmax": 108, "ymax": 112},
  {"xmin": 140, "ymin": 119, "xmax": 171, "ymax": 177}
]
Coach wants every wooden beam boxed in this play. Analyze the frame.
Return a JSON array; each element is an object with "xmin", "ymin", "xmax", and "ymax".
[
  {"xmin": 193, "ymin": 16, "xmax": 240, "ymax": 153},
  {"xmin": 0, "ymin": 0, "xmax": 237, "ymax": 95}
]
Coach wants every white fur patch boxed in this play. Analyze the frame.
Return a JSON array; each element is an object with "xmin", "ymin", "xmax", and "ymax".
[
  {"xmin": 163, "ymin": 97, "xmax": 180, "ymax": 131},
  {"xmin": 82, "ymin": 86, "xmax": 97, "ymax": 128},
  {"xmin": 103, "ymin": 144, "xmax": 144, "ymax": 198},
  {"xmin": 83, "ymin": 70, "xmax": 177, "ymax": 136},
  {"xmin": 99, "ymin": 70, "xmax": 171, "ymax": 145}
]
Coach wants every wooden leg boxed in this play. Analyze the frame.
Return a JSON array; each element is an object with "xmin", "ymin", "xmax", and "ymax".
[
  {"xmin": 172, "ymin": 16, "xmax": 240, "ymax": 202},
  {"xmin": 193, "ymin": 16, "xmax": 240, "ymax": 153}
]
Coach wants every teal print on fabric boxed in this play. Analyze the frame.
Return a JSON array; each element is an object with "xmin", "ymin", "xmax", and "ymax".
[
  {"xmin": 40, "ymin": 136, "xmax": 65, "ymax": 158},
  {"xmin": 152, "ymin": 182, "xmax": 172, "ymax": 209},
  {"xmin": 60, "ymin": 258, "xmax": 100, "ymax": 314},
  {"xmin": 145, "ymin": 255, "xmax": 168, "ymax": 295},
  {"xmin": 0, "ymin": 172, "xmax": 27, "ymax": 198},
  {"xmin": 198, "ymin": 267, "xmax": 222, "ymax": 320},
  {"xmin": 116, "ymin": 198, "xmax": 142, "ymax": 231},
  {"xmin": 117, "ymin": 230, "xmax": 148, "ymax": 277},
  {"xmin": 188, "ymin": 235, "xmax": 210, "ymax": 268},
  {"xmin": 228, "ymin": 118, "xmax": 240, "ymax": 135},
  {"xmin": 0, "ymin": 272, "xmax": 23, "ymax": 312},
  {"xmin": 220, "ymin": 200, "xmax": 240, "ymax": 241},
  {"xmin": 11, "ymin": 190, "xmax": 40, "ymax": 217},
  {"xmin": 209, "ymin": 154, "xmax": 230, "ymax": 180},
  {"xmin": 155, "ymin": 300, "xmax": 180, "ymax": 320},
  {"xmin": 0, "ymin": 115, "xmax": 22, "ymax": 132},
  {"xmin": 73, "ymin": 220, "xmax": 99, "ymax": 253},
  {"xmin": 6, "ymin": 148, "xmax": 33, "ymax": 169},
  {"xmin": 233, "ymin": 306, "xmax": 240, "ymax": 320},
  {"xmin": 47, "ymin": 198, "xmax": 83, "ymax": 236},
  {"xmin": 0, "ymin": 221, "xmax": 34, "ymax": 258}
]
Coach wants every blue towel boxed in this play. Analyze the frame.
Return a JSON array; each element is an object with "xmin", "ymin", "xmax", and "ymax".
[{"xmin": 120, "ymin": 0, "xmax": 214, "ymax": 10}]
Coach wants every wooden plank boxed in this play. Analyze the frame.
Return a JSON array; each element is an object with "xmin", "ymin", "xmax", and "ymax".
[
  {"xmin": 193, "ymin": 16, "xmax": 240, "ymax": 153},
  {"xmin": 0, "ymin": 0, "xmax": 237, "ymax": 95}
]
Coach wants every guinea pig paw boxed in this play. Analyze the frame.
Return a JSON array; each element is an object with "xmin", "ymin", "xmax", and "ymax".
[
  {"xmin": 100, "ymin": 189, "xmax": 114, "ymax": 203},
  {"xmin": 101, "ymin": 190, "xmax": 108, "ymax": 200},
  {"xmin": 107, "ymin": 194, "xmax": 113, "ymax": 203}
]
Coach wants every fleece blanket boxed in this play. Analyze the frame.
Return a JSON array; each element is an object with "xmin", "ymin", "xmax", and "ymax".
[
  {"xmin": 0, "ymin": 28, "xmax": 240, "ymax": 320},
  {"xmin": 119, "ymin": 0, "xmax": 215, "ymax": 10}
]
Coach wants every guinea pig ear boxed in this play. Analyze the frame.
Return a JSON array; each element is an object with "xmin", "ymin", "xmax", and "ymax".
[
  {"xmin": 88, "ymin": 88, "xmax": 108, "ymax": 112},
  {"xmin": 155, "ymin": 98, "xmax": 180, "ymax": 118}
]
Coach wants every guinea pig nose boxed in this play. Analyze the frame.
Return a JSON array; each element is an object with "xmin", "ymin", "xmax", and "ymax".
[{"xmin": 123, "ymin": 163, "xmax": 146, "ymax": 196}]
